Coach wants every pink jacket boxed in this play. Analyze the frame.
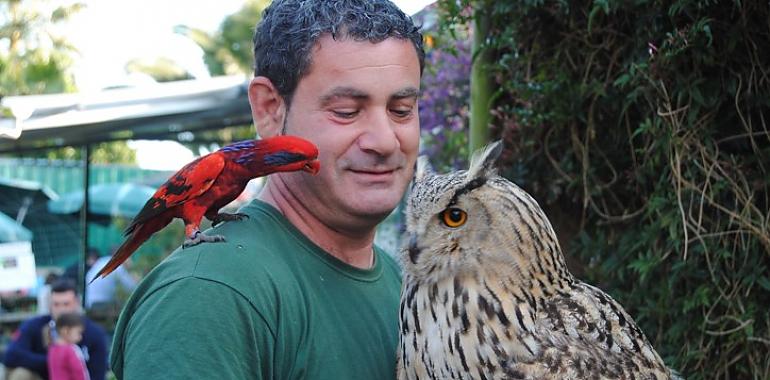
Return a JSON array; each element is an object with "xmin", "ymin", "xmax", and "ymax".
[{"xmin": 47, "ymin": 343, "xmax": 90, "ymax": 380}]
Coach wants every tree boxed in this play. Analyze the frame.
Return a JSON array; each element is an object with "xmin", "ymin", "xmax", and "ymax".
[
  {"xmin": 435, "ymin": 1, "xmax": 770, "ymax": 378},
  {"xmin": 171, "ymin": 0, "xmax": 270, "ymax": 153},
  {"xmin": 0, "ymin": 0, "xmax": 84, "ymax": 95},
  {"xmin": 125, "ymin": 57, "xmax": 194, "ymax": 83},
  {"xmin": 39, "ymin": 142, "xmax": 136, "ymax": 165},
  {"xmin": 175, "ymin": 0, "xmax": 270, "ymax": 76},
  {"xmin": 0, "ymin": 1, "xmax": 137, "ymax": 164},
  {"xmin": 468, "ymin": 1, "xmax": 493, "ymax": 154}
]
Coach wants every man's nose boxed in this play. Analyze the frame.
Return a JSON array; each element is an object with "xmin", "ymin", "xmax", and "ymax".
[{"xmin": 358, "ymin": 111, "xmax": 399, "ymax": 155}]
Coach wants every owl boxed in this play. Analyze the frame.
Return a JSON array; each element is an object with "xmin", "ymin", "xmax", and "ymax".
[{"xmin": 397, "ymin": 141, "xmax": 680, "ymax": 380}]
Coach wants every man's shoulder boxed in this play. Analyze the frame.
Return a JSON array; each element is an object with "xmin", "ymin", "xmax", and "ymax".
[
  {"xmin": 81, "ymin": 317, "xmax": 106, "ymax": 337},
  {"xmin": 130, "ymin": 200, "xmax": 307, "ymax": 303},
  {"xmin": 159, "ymin": 205, "xmax": 300, "ymax": 278}
]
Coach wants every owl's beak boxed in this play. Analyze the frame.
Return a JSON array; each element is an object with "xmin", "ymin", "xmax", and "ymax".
[{"xmin": 407, "ymin": 234, "xmax": 421, "ymax": 264}]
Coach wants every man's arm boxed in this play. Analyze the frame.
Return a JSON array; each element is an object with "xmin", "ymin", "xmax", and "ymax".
[
  {"xmin": 2, "ymin": 319, "xmax": 48, "ymax": 374},
  {"xmin": 83, "ymin": 320, "xmax": 108, "ymax": 380},
  {"xmin": 111, "ymin": 277, "xmax": 276, "ymax": 380}
]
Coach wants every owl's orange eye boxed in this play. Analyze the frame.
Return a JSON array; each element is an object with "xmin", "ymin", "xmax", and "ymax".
[{"xmin": 441, "ymin": 208, "xmax": 467, "ymax": 228}]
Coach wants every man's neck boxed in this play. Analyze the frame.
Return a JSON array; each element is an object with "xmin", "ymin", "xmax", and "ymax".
[{"xmin": 259, "ymin": 179, "xmax": 377, "ymax": 269}]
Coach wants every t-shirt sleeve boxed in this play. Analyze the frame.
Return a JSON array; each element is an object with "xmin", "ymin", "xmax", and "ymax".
[{"xmin": 113, "ymin": 277, "xmax": 275, "ymax": 380}]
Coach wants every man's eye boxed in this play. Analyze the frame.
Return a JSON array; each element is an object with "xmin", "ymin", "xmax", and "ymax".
[
  {"xmin": 390, "ymin": 108, "xmax": 412, "ymax": 117},
  {"xmin": 332, "ymin": 110, "xmax": 358, "ymax": 119},
  {"xmin": 391, "ymin": 108, "xmax": 413, "ymax": 118}
]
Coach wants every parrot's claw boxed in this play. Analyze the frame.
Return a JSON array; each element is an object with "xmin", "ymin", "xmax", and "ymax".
[
  {"xmin": 183, "ymin": 233, "xmax": 226, "ymax": 248},
  {"xmin": 210, "ymin": 212, "xmax": 249, "ymax": 227}
]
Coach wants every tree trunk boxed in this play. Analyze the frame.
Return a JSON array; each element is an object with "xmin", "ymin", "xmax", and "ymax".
[{"xmin": 469, "ymin": 1, "xmax": 493, "ymax": 155}]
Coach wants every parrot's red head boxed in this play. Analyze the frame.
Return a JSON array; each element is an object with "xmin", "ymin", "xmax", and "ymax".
[{"xmin": 258, "ymin": 135, "xmax": 320, "ymax": 175}]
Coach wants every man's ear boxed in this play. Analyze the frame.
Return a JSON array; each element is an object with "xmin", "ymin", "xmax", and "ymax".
[{"xmin": 248, "ymin": 76, "xmax": 286, "ymax": 138}]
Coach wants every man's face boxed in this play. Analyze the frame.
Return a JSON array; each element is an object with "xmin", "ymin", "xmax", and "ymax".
[
  {"xmin": 279, "ymin": 35, "xmax": 421, "ymax": 228},
  {"xmin": 50, "ymin": 290, "xmax": 79, "ymax": 319}
]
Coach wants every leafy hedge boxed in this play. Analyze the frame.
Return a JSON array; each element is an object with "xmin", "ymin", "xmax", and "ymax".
[{"xmin": 431, "ymin": 1, "xmax": 770, "ymax": 378}]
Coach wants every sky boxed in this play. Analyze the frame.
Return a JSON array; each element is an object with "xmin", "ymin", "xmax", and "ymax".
[{"xmin": 60, "ymin": 0, "xmax": 434, "ymax": 169}]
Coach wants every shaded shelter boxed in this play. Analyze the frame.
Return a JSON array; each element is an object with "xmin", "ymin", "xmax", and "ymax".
[
  {"xmin": 48, "ymin": 183, "xmax": 157, "ymax": 224},
  {"xmin": 0, "ymin": 177, "xmax": 80, "ymax": 265},
  {"xmin": 0, "ymin": 75, "xmax": 252, "ymax": 150},
  {"xmin": 0, "ymin": 210, "xmax": 32, "ymax": 242},
  {"xmin": 0, "ymin": 177, "xmax": 59, "ymax": 221},
  {"xmin": 0, "ymin": 178, "xmax": 80, "ymax": 266}
]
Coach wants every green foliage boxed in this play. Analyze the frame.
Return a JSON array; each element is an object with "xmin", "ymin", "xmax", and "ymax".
[
  {"xmin": 0, "ymin": 1, "xmax": 137, "ymax": 165},
  {"xmin": 125, "ymin": 57, "xmax": 194, "ymax": 83},
  {"xmin": 0, "ymin": 0, "xmax": 82, "ymax": 95},
  {"xmin": 178, "ymin": 125, "xmax": 256, "ymax": 157},
  {"xmin": 219, "ymin": 1, "xmax": 267, "ymax": 73},
  {"xmin": 175, "ymin": 0, "xmax": 270, "ymax": 76},
  {"xmin": 437, "ymin": 0, "xmax": 770, "ymax": 378},
  {"xmin": 170, "ymin": 1, "xmax": 266, "ymax": 153},
  {"xmin": 18, "ymin": 141, "xmax": 137, "ymax": 165}
]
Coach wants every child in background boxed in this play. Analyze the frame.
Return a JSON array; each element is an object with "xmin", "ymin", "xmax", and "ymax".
[{"xmin": 47, "ymin": 312, "xmax": 90, "ymax": 380}]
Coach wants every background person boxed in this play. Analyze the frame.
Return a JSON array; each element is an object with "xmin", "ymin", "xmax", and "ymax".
[
  {"xmin": 47, "ymin": 313, "xmax": 89, "ymax": 380},
  {"xmin": 3, "ymin": 279, "xmax": 108, "ymax": 380}
]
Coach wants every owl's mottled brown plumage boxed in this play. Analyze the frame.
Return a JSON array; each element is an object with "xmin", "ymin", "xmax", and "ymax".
[{"xmin": 397, "ymin": 142, "xmax": 680, "ymax": 380}]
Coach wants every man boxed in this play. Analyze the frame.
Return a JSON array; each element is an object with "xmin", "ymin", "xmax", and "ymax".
[
  {"xmin": 109, "ymin": 0, "xmax": 423, "ymax": 379},
  {"xmin": 3, "ymin": 278, "xmax": 108, "ymax": 380}
]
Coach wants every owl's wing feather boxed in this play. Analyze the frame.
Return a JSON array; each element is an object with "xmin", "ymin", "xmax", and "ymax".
[{"xmin": 528, "ymin": 282, "xmax": 672, "ymax": 377}]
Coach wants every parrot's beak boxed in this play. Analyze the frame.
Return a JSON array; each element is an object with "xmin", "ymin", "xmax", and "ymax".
[{"xmin": 303, "ymin": 159, "xmax": 320, "ymax": 175}]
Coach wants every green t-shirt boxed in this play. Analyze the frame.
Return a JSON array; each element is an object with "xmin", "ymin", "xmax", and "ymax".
[{"xmin": 110, "ymin": 200, "xmax": 403, "ymax": 379}]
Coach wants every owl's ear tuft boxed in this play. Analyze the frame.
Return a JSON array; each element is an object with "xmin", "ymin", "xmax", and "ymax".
[
  {"xmin": 467, "ymin": 140, "xmax": 503, "ymax": 180},
  {"xmin": 415, "ymin": 155, "xmax": 435, "ymax": 182}
]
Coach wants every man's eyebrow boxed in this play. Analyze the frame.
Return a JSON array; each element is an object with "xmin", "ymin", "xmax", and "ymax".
[
  {"xmin": 391, "ymin": 87, "xmax": 420, "ymax": 100},
  {"xmin": 320, "ymin": 87, "xmax": 369, "ymax": 106},
  {"xmin": 319, "ymin": 86, "xmax": 421, "ymax": 106}
]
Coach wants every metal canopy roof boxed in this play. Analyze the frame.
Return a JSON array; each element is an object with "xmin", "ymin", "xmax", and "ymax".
[{"xmin": 0, "ymin": 75, "xmax": 254, "ymax": 153}]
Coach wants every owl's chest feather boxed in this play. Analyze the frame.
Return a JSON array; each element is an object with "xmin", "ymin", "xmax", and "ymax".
[{"xmin": 398, "ymin": 277, "xmax": 537, "ymax": 380}]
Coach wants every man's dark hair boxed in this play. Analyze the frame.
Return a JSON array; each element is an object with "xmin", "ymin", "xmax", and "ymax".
[
  {"xmin": 51, "ymin": 278, "xmax": 78, "ymax": 294},
  {"xmin": 253, "ymin": 0, "xmax": 424, "ymax": 107},
  {"xmin": 55, "ymin": 312, "xmax": 84, "ymax": 332}
]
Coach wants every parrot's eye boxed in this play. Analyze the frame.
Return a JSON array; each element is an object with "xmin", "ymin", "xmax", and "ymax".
[{"xmin": 440, "ymin": 208, "xmax": 467, "ymax": 228}]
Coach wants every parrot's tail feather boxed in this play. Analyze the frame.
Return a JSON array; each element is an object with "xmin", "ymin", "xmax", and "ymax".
[
  {"xmin": 123, "ymin": 216, "xmax": 146, "ymax": 236},
  {"xmin": 91, "ymin": 216, "xmax": 171, "ymax": 282},
  {"xmin": 90, "ymin": 229, "xmax": 148, "ymax": 283}
]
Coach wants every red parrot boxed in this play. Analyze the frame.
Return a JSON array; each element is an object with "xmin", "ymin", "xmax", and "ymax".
[{"xmin": 91, "ymin": 135, "xmax": 320, "ymax": 282}]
